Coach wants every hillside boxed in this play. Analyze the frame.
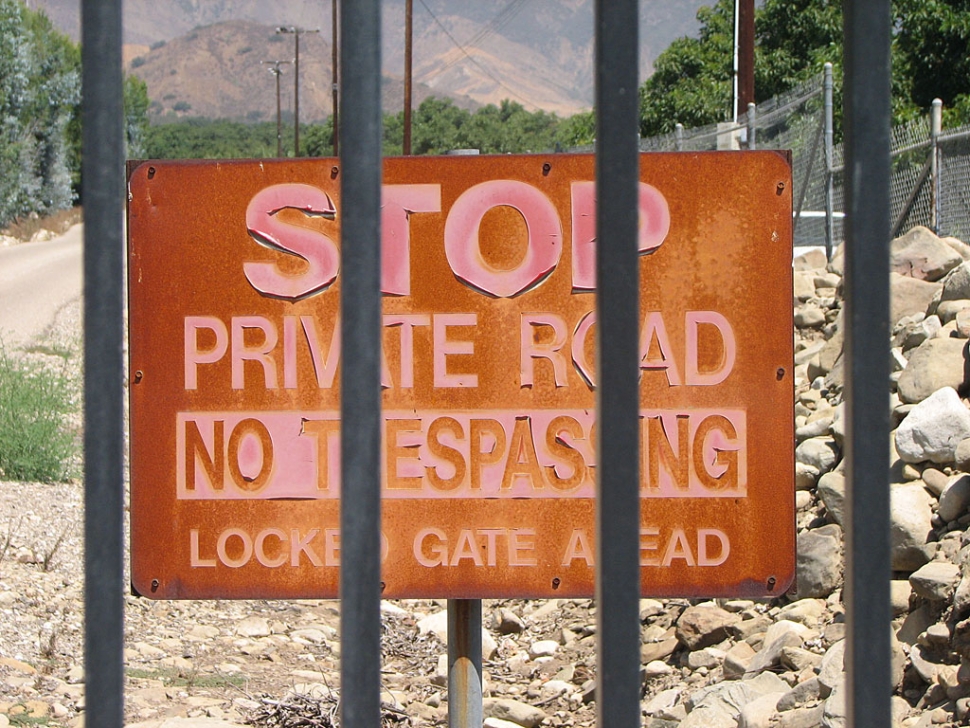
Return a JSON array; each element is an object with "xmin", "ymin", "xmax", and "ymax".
[
  {"xmin": 33, "ymin": 0, "xmax": 705, "ymax": 118},
  {"xmin": 123, "ymin": 20, "xmax": 475, "ymax": 122}
]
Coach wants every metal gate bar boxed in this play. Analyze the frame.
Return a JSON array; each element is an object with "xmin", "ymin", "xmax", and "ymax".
[
  {"xmin": 593, "ymin": 1, "xmax": 642, "ymax": 727},
  {"xmin": 81, "ymin": 0, "xmax": 126, "ymax": 726},
  {"xmin": 843, "ymin": 1, "xmax": 892, "ymax": 727},
  {"xmin": 338, "ymin": 1, "xmax": 384, "ymax": 727}
]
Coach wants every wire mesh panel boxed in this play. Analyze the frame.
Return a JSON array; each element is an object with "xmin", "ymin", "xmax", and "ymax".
[
  {"xmin": 887, "ymin": 115, "xmax": 933, "ymax": 236},
  {"xmin": 939, "ymin": 130, "xmax": 970, "ymax": 240}
]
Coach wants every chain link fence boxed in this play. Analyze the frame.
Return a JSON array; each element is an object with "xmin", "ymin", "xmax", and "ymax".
[{"xmin": 577, "ymin": 64, "xmax": 970, "ymax": 255}]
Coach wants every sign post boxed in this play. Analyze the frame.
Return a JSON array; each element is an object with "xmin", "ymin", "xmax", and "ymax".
[{"xmin": 128, "ymin": 152, "xmax": 795, "ymax": 600}]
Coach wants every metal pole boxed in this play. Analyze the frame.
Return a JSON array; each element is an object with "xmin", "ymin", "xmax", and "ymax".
[
  {"xmin": 931, "ymin": 98, "xmax": 942, "ymax": 234},
  {"xmin": 339, "ymin": 1, "xmax": 382, "ymax": 728},
  {"xmin": 824, "ymin": 62, "xmax": 835, "ymax": 261},
  {"xmin": 81, "ymin": 0, "xmax": 125, "ymax": 724},
  {"xmin": 332, "ymin": 0, "xmax": 340, "ymax": 155},
  {"xmin": 403, "ymin": 0, "xmax": 413, "ymax": 156},
  {"xmin": 294, "ymin": 32, "xmax": 300, "ymax": 156},
  {"xmin": 447, "ymin": 599, "xmax": 483, "ymax": 728},
  {"xmin": 594, "ymin": 0, "xmax": 641, "ymax": 726},
  {"xmin": 843, "ymin": 0, "xmax": 892, "ymax": 726},
  {"xmin": 747, "ymin": 101, "xmax": 757, "ymax": 150},
  {"xmin": 262, "ymin": 60, "xmax": 290, "ymax": 158},
  {"xmin": 276, "ymin": 67, "xmax": 283, "ymax": 158},
  {"xmin": 675, "ymin": 122, "xmax": 684, "ymax": 151}
]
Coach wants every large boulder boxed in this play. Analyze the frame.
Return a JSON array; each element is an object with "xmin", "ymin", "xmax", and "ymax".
[
  {"xmin": 795, "ymin": 526, "xmax": 843, "ymax": 598},
  {"xmin": 897, "ymin": 338, "xmax": 968, "ymax": 404},
  {"xmin": 891, "ymin": 273, "xmax": 942, "ymax": 324},
  {"xmin": 943, "ymin": 261, "xmax": 970, "ymax": 301},
  {"xmin": 895, "ymin": 387, "xmax": 970, "ymax": 464},
  {"xmin": 890, "ymin": 483, "xmax": 935, "ymax": 571},
  {"xmin": 891, "ymin": 226, "xmax": 964, "ymax": 282},
  {"xmin": 676, "ymin": 604, "xmax": 739, "ymax": 651}
]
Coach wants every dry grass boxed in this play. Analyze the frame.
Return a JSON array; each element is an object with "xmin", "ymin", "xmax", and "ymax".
[{"xmin": 2, "ymin": 207, "xmax": 83, "ymax": 242}]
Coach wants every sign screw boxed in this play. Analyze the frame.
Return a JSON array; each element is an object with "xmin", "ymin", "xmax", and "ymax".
[
  {"xmin": 151, "ymin": 579, "xmax": 159, "ymax": 592},
  {"xmin": 766, "ymin": 576, "xmax": 777, "ymax": 590},
  {"xmin": 542, "ymin": 162, "xmax": 552, "ymax": 176},
  {"xmin": 776, "ymin": 367, "xmax": 785, "ymax": 380},
  {"xmin": 551, "ymin": 577, "xmax": 561, "ymax": 590},
  {"xmin": 147, "ymin": 167, "xmax": 156, "ymax": 180},
  {"xmin": 331, "ymin": 166, "xmax": 340, "ymax": 179},
  {"xmin": 133, "ymin": 370, "xmax": 144, "ymax": 384},
  {"xmin": 775, "ymin": 181, "xmax": 785, "ymax": 195}
]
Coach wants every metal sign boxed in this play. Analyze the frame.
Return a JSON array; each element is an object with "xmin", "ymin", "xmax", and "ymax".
[{"xmin": 128, "ymin": 153, "xmax": 795, "ymax": 599}]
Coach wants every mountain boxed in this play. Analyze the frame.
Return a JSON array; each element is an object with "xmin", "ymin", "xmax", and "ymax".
[
  {"xmin": 32, "ymin": 0, "xmax": 706, "ymax": 118},
  {"xmin": 122, "ymin": 20, "xmax": 476, "ymax": 122}
]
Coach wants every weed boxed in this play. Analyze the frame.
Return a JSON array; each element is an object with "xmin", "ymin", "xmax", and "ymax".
[
  {"xmin": 40, "ymin": 529, "xmax": 68, "ymax": 572},
  {"xmin": 1, "ymin": 208, "xmax": 82, "ymax": 242},
  {"xmin": 0, "ymin": 348, "xmax": 78, "ymax": 482},
  {"xmin": 39, "ymin": 626, "xmax": 57, "ymax": 662},
  {"xmin": 0, "ymin": 517, "xmax": 20, "ymax": 564},
  {"xmin": 126, "ymin": 666, "xmax": 247, "ymax": 689},
  {"xmin": 7, "ymin": 706, "xmax": 50, "ymax": 725}
]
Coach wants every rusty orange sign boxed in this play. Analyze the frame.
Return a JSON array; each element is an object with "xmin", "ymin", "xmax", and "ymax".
[{"xmin": 127, "ymin": 153, "xmax": 795, "ymax": 600}]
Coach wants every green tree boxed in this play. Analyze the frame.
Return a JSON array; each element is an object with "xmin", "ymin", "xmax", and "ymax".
[
  {"xmin": 556, "ymin": 110, "xmax": 595, "ymax": 148},
  {"xmin": 638, "ymin": 0, "xmax": 970, "ymax": 137},
  {"xmin": 0, "ymin": 0, "xmax": 80, "ymax": 226},
  {"xmin": 893, "ymin": 0, "xmax": 970, "ymax": 124},
  {"xmin": 638, "ymin": 0, "xmax": 735, "ymax": 136},
  {"xmin": 124, "ymin": 74, "xmax": 150, "ymax": 158}
]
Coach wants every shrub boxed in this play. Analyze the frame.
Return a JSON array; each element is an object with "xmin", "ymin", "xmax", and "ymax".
[{"xmin": 0, "ymin": 349, "xmax": 77, "ymax": 482}]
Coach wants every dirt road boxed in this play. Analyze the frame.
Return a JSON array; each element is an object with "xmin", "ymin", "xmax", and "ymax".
[{"xmin": 0, "ymin": 225, "xmax": 82, "ymax": 350}]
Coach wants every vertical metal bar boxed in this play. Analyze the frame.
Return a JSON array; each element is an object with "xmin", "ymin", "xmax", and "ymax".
[
  {"xmin": 594, "ymin": 0, "xmax": 641, "ymax": 727},
  {"xmin": 81, "ymin": 0, "xmax": 125, "ymax": 725},
  {"xmin": 403, "ymin": 0, "xmax": 413, "ymax": 156},
  {"xmin": 447, "ymin": 599, "xmax": 483, "ymax": 728},
  {"xmin": 843, "ymin": 1, "xmax": 892, "ymax": 727},
  {"xmin": 931, "ymin": 98, "xmax": 942, "ymax": 234},
  {"xmin": 294, "ymin": 32, "xmax": 301, "ymax": 157},
  {"xmin": 747, "ymin": 102, "xmax": 757, "ymax": 150},
  {"xmin": 824, "ymin": 62, "xmax": 835, "ymax": 260},
  {"xmin": 675, "ymin": 122, "xmax": 684, "ymax": 151},
  {"xmin": 339, "ymin": 0, "xmax": 382, "ymax": 727},
  {"xmin": 331, "ymin": 0, "xmax": 339, "ymax": 155}
]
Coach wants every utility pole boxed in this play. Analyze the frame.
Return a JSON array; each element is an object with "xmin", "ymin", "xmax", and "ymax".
[
  {"xmin": 277, "ymin": 26, "xmax": 320, "ymax": 157},
  {"xmin": 403, "ymin": 0, "xmax": 413, "ymax": 155},
  {"xmin": 331, "ymin": 0, "xmax": 339, "ymax": 155},
  {"xmin": 734, "ymin": 0, "xmax": 755, "ymax": 121},
  {"xmin": 262, "ymin": 60, "xmax": 291, "ymax": 157}
]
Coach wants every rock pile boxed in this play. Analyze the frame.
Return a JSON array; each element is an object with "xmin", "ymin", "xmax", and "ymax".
[{"xmin": 7, "ymin": 225, "xmax": 970, "ymax": 727}]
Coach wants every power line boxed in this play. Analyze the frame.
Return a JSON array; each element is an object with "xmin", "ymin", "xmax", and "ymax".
[
  {"xmin": 434, "ymin": 0, "xmax": 530, "ymax": 74},
  {"xmin": 414, "ymin": 0, "xmax": 539, "ymax": 109}
]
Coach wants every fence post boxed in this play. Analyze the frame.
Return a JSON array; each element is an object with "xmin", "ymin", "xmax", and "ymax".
[
  {"xmin": 931, "ymin": 98, "xmax": 942, "ymax": 234},
  {"xmin": 675, "ymin": 122, "xmax": 684, "ymax": 151},
  {"xmin": 81, "ymin": 0, "xmax": 125, "ymax": 725},
  {"xmin": 843, "ymin": 0, "xmax": 893, "ymax": 726},
  {"xmin": 448, "ymin": 599, "xmax": 483, "ymax": 728},
  {"xmin": 338, "ymin": 1, "xmax": 383, "ymax": 727},
  {"xmin": 747, "ymin": 102, "xmax": 757, "ymax": 150},
  {"xmin": 824, "ymin": 63, "xmax": 835, "ymax": 261}
]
